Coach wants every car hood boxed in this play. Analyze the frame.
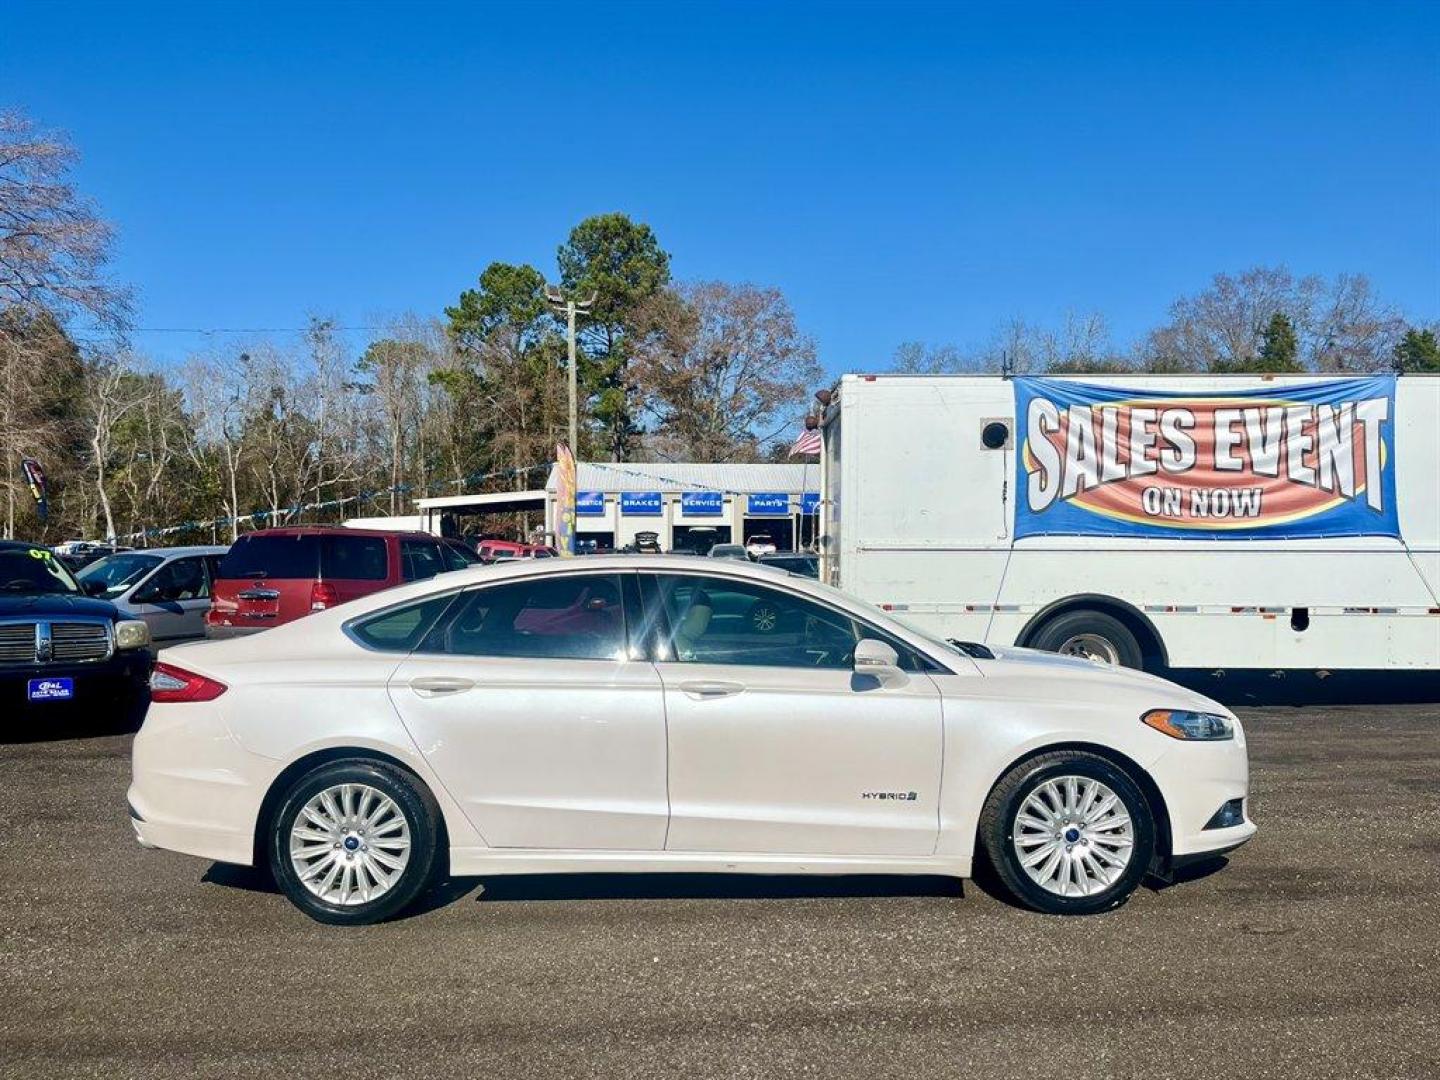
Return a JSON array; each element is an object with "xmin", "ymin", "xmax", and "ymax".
[
  {"xmin": 970, "ymin": 644, "xmax": 1231, "ymax": 715},
  {"xmin": 0, "ymin": 593, "xmax": 118, "ymax": 619}
]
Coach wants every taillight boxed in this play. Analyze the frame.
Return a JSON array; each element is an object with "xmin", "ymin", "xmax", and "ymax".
[
  {"xmin": 149, "ymin": 662, "xmax": 227, "ymax": 703},
  {"xmin": 310, "ymin": 581, "xmax": 338, "ymax": 611}
]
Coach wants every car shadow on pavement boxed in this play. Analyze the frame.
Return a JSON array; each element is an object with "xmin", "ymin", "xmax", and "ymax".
[
  {"xmin": 1, "ymin": 705, "xmax": 147, "ymax": 744},
  {"xmin": 201, "ymin": 862, "xmax": 487, "ymax": 916},
  {"xmin": 468, "ymin": 872, "xmax": 966, "ymax": 904},
  {"xmin": 1145, "ymin": 854, "xmax": 1231, "ymax": 891},
  {"xmin": 201, "ymin": 863, "xmax": 966, "ymax": 915}
]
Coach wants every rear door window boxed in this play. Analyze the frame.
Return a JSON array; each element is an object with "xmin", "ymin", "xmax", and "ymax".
[
  {"xmin": 422, "ymin": 574, "xmax": 627, "ymax": 661},
  {"xmin": 321, "ymin": 535, "xmax": 388, "ymax": 581},
  {"xmin": 217, "ymin": 535, "xmax": 320, "ymax": 579}
]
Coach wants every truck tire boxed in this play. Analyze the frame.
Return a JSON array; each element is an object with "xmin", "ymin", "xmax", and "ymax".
[{"xmin": 1030, "ymin": 609, "xmax": 1144, "ymax": 669}]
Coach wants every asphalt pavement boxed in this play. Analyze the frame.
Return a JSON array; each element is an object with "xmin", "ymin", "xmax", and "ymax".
[{"xmin": 2, "ymin": 704, "xmax": 1438, "ymax": 1079}]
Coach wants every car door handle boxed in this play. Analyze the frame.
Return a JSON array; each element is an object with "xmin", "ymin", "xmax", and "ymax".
[
  {"xmin": 408, "ymin": 676, "xmax": 475, "ymax": 696},
  {"xmin": 677, "ymin": 680, "xmax": 746, "ymax": 699}
]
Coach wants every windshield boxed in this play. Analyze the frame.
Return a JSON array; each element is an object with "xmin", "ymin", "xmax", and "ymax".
[
  {"xmin": 77, "ymin": 553, "xmax": 164, "ymax": 597},
  {"xmin": 0, "ymin": 548, "xmax": 81, "ymax": 595}
]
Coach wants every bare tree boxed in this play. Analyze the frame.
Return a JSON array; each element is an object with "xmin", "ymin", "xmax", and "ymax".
[
  {"xmin": 0, "ymin": 110, "xmax": 128, "ymax": 327},
  {"xmin": 181, "ymin": 353, "xmax": 258, "ymax": 542},
  {"xmin": 356, "ymin": 317, "xmax": 436, "ymax": 514},
  {"xmin": 631, "ymin": 282, "xmax": 821, "ymax": 462},
  {"xmin": 83, "ymin": 356, "xmax": 146, "ymax": 541},
  {"xmin": 1142, "ymin": 266, "xmax": 1403, "ymax": 372}
]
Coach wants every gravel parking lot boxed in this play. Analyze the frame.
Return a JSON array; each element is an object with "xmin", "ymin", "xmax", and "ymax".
[{"xmin": 2, "ymin": 704, "xmax": 1437, "ymax": 1080}]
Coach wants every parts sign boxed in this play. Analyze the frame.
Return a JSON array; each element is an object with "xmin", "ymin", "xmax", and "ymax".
[{"xmin": 1013, "ymin": 376, "xmax": 1399, "ymax": 540}]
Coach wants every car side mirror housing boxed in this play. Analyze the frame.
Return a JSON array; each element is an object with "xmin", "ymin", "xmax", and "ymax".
[
  {"xmin": 853, "ymin": 638, "xmax": 906, "ymax": 686},
  {"xmin": 81, "ymin": 578, "xmax": 108, "ymax": 597}
]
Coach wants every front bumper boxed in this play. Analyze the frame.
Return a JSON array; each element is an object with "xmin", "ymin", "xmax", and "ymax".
[
  {"xmin": 1148, "ymin": 723, "xmax": 1258, "ymax": 859},
  {"xmin": 2, "ymin": 650, "xmax": 152, "ymax": 717}
]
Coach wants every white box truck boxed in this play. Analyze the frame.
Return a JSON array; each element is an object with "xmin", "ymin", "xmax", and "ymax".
[{"xmin": 818, "ymin": 373, "xmax": 1439, "ymax": 675}]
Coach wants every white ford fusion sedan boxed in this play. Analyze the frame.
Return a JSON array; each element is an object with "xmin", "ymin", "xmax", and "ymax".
[{"xmin": 130, "ymin": 555, "xmax": 1255, "ymax": 924}]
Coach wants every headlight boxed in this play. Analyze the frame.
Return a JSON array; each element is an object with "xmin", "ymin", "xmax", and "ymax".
[
  {"xmin": 1142, "ymin": 708, "xmax": 1234, "ymax": 741},
  {"xmin": 114, "ymin": 619, "xmax": 152, "ymax": 651}
]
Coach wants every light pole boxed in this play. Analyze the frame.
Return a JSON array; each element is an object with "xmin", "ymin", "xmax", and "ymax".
[{"xmin": 544, "ymin": 285, "xmax": 597, "ymax": 457}]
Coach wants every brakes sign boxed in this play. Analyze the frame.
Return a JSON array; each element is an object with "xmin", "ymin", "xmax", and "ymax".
[{"xmin": 1013, "ymin": 376, "xmax": 1399, "ymax": 540}]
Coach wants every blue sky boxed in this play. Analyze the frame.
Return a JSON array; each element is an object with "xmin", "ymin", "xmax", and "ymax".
[{"xmin": 3, "ymin": 0, "xmax": 1437, "ymax": 372}]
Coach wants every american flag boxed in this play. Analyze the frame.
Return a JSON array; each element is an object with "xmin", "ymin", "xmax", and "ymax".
[{"xmin": 788, "ymin": 427, "xmax": 821, "ymax": 456}]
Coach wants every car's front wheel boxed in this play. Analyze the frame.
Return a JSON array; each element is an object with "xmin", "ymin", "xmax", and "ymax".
[
  {"xmin": 269, "ymin": 759, "xmax": 440, "ymax": 925},
  {"xmin": 979, "ymin": 751, "xmax": 1155, "ymax": 915}
]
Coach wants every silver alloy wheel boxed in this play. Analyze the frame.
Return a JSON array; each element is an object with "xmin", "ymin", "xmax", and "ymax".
[
  {"xmin": 289, "ymin": 782, "xmax": 412, "ymax": 906},
  {"xmin": 1056, "ymin": 632, "xmax": 1120, "ymax": 665},
  {"xmin": 1012, "ymin": 775, "xmax": 1135, "ymax": 898}
]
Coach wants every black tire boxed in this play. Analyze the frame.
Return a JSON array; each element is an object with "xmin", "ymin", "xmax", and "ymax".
[
  {"xmin": 1029, "ymin": 609, "xmax": 1144, "ymax": 669},
  {"xmin": 268, "ymin": 759, "xmax": 440, "ymax": 925},
  {"xmin": 978, "ymin": 750, "xmax": 1155, "ymax": 915}
]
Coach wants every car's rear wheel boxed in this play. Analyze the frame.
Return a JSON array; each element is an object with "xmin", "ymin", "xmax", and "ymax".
[
  {"xmin": 269, "ymin": 759, "xmax": 439, "ymax": 925},
  {"xmin": 979, "ymin": 751, "xmax": 1155, "ymax": 915}
]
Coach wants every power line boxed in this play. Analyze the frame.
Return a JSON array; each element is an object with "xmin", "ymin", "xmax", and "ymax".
[{"xmin": 122, "ymin": 325, "xmax": 387, "ymax": 334}]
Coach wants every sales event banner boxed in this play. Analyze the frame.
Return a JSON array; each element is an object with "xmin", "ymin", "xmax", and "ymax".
[{"xmin": 1012, "ymin": 376, "xmax": 1399, "ymax": 540}]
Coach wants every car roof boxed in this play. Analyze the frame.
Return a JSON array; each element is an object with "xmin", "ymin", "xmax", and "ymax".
[
  {"xmin": 236, "ymin": 526, "xmax": 435, "ymax": 540},
  {"xmin": 106, "ymin": 545, "xmax": 229, "ymax": 558},
  {"xmin": 0, "ymin": 539, "xmax": 46, "ymax": 552}
]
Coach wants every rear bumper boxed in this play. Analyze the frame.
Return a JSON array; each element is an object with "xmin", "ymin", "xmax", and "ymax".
[
  {"xmin": 128, "ymin": 700, "xmax": 279, "ymax": 866},
  {"xmin": 203, "ymin": 621, "xmax": 268, "ymax": 641}
]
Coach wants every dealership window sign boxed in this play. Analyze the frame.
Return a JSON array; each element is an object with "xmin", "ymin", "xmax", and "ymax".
[
  {"xmin": 747, "ymin": 492, "xmax": 790, "ymax": 515},
  {"xmin": 680, "ymin": 491, "xmax": 723, "ymax": 515},
  {"xmin": 1012, "ymin": 375, "xmax": 1399, "ymax": 540},
  {"xmin": 575, "ymin": 491, "xmax": 605, "ymax": 517},
  {"xmin": 801, "ymin": 492, "xmax": 820, "ymax": 516},
  {"xmin": 620, "ymin": 491, "xmax": 663, "ymax": 516}
]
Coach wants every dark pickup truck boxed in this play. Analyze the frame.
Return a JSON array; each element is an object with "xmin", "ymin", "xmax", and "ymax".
[{"xmin": 1, "ymin": 540, "xmax": 154, "ymax": 721}]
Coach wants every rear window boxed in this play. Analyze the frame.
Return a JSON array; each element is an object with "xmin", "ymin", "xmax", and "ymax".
[
  {"xmin": 218, "ymin": 535, "xmax": 320, "ymax": 579},
  {"xmin": 217, "ymin": 534, "xmax": 388, "ymax": 580}
]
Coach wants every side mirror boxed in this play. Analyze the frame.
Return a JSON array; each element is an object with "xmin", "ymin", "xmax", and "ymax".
[
  {"xmin": 81, "ymin": 578, "xmax": 108, "ymax": 597},
  {"xmin": 853, "ymin": 638, "xmax": 906, "ymax": 686}
]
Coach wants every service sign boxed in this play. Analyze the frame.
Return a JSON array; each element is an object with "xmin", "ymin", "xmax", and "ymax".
[
  {"xmin": 1013, "ymin": 376, "xmax": 1399, "ymax": 540},
  {"xmin": 681, "ymin": 491, "xmax": 723, "ymax": 515},
  {"xmin": 620, "ymin": 491, "xmax": 663, "ymax": 516},
  {"xmin": 801, "ymin": 492, "xmax": 821, "ymax": 515},
  {"xmin": 575, "ymin": 491, "xmax": 605, "ymax": 516},
  {"xmin": 747, "ymin": 492, "xmax": 790, "ymax": 515}
]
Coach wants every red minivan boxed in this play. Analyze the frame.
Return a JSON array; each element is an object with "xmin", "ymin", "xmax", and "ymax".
[{"xmin": 205, "ymin": 527, "xmax": 466, "ymax": 639}]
